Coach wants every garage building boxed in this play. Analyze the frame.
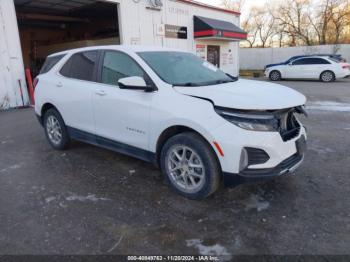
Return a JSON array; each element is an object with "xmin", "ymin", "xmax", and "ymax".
[{"xmin": 0, "ymin": 0, "xmax": 246, "ymax": 110}]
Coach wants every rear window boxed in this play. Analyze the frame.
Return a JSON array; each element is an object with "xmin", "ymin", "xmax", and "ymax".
[
  {"xmin": 309, "ymin": 58, "xmax": 331, "ymax": 64},
  {"xmin": 60, "ymin": 51, "xmax": 99, "ymax": 82},
  {"xmin": 40, "ymin": 55, "xmax": 65, "ymax": 74},
  {"xmin": 329, "ymin": 57, "xmax": 341, "ymax": 63}
]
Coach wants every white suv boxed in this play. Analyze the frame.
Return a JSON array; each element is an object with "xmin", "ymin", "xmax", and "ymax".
[{"xmin": 35, "ymin": 46, "xmax": 307, "ymax": 199}]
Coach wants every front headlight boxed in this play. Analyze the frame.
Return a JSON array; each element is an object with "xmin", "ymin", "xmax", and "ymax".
[{"xmin": 215, "ymin": 108, "xmax": 279, "ymax": 132}]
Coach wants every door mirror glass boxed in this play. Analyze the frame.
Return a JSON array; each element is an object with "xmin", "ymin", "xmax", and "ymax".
[{"xmin": 118, "ymin": 76, "xmax": 150, "ymax": 91}]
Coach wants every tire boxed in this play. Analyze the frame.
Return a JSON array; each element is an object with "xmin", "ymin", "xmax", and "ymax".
[
  {"xmin": 160, "ymin": 132, "xmax": 221, "ymax": 200},
  {"xmin": 320, "ymin": 71, "xmax": 335, "ymax": 82},
  {"xmin": 269, "ymin": 70, "xmax": 282, "ymax": 81},
  {"xmin": 43, "ymin": 108, "xmax": 70, "ymax": 150}
]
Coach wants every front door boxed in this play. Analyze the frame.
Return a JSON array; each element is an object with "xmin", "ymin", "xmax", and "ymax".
[
  {"xmin": 286, "ymin": 58, "xmax": 309, "ymax": 78},
  {"xmin": 92, "ymin": 50, "xmax": 153, "ymax": 151},
  {"xmin": 207, "ymin": 45, "xmax": 220, "ymax": 68}
]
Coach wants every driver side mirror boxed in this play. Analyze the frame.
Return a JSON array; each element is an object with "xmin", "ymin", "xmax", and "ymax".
[
  {"xmin": 288, "ymin": 62, "xmax": 293, "ymax": 66},
  {"xmin": 118, "ymin": 76, "xmax": 155, "ymax": 92}
]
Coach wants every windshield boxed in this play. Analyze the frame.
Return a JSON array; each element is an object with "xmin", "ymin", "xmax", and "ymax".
[
  {"xmin": 285, "ymin": 57, "xmax": 298, "ymax": 64},
  {"xmin": 138, "ymin": 51, "xmax": 235, "ymax": 86}
]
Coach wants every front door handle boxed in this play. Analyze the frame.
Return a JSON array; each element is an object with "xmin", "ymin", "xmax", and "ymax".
[
  {"xmin": 56, "ymin": 82, "xmax": 63, "ymax": 88},
  {"xmin": 95, "ymin": 90, "xmax": 107, "ymax": 96}
]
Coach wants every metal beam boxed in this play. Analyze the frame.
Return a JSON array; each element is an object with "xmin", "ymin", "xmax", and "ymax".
[{"xmin": 17, "ymin": 13, "xmax": 89, "ymax": 23}]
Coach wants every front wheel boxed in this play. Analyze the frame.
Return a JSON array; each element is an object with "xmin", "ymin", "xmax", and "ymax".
[
  {"xmin": 320, "ymin": 71, "xmax": 335, "ymax": 82},
  {"xmin": 160, "ymin": 132, "xmax": 221, "ymax": 200},
  {"xmin": 269, "ymin": 70, "xmax": 282, "ymax": 81}
]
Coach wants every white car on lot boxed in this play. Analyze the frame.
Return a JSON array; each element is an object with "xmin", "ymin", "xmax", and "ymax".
[
  {"xmin": 35, "ymin": 46, "xmax": 307, "ymax": 199},
  {"xmin": 265, "ymin": 56, "xmax": 350, "ymax": 82}
]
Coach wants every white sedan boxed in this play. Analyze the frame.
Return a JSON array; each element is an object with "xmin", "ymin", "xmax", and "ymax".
[{"xmin": 265, "ymin": 56, "xmax": 350, "ymax": 82}]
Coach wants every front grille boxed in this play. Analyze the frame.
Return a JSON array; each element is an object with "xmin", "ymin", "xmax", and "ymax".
[{"xmin": 279, "ymin": 111, "xmax": 301, "ymax": 141}]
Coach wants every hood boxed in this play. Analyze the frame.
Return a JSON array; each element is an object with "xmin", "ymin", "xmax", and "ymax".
[
  {"xmin": 174, "ymin": 79, "xmax": 306, "ymax": 110},
  {"xmin": 265, "ymin": 62, "xmax": 286, "ymax": 68}
]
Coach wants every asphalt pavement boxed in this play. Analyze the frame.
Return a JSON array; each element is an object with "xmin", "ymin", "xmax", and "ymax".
[{"xmin": 0, "ymin": 78, "xmax": 349, "ymax": 256}]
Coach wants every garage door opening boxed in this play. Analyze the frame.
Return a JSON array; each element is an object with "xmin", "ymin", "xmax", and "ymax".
[{"xmin": 14, "ymin": 0, "xmax": 120, "ymax": 77}]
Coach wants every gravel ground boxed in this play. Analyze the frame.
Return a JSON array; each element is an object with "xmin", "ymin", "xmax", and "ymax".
[{"xmin": 0, "ymin": 78, "xmax": 349, "ymax": 257}]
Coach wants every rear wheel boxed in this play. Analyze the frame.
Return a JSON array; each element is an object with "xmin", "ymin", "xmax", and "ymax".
[
  {"xmin": 44, "ymin": 108, "xmax": 70, "ymax": 150},
  {"xmin": 269, "ymin": 70, "xmax": 281, "ymax": 81},
  {"xmin": 320, "ymin": 71, "xmax": 335, "ymax": 82},
  {"xmin": 160, "ymin": 132, "xmax": 221, "ymax": 200}
]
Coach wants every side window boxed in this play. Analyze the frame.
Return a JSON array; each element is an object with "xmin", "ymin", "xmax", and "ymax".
[
  {"xmin": 40, "ymin": 55, "xmax": 65, "ymax": 74},
  {"xmin": 60, "ymin": 51, "xmax": 99, "ymax": 82},
  {"xmin": 315, "ymin": 58, "xmax": 330, "ymax": 64},
  {"xmin": 303, "ymin": 58, "xmax": 318, "ymax": 65},
  {"xmin": 304, "ymin": 58, "xmax": 317, "ymax": 65},
  {"xmin": 306, "ymin": 58, "xmax": 317, "ymax": 64},
  {"xmin": 101, "ymin": 51, "xmax": 145, "ymax": 86},
  {"xmin": 292, "ymin": 58, "xmax": 308, "ymax": 65}
]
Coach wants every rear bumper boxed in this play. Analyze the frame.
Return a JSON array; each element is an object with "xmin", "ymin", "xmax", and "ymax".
[
  {"xmin": 337, "ymin": 71, "xmax": 350, "ymax": 79},
  {"xmin": 223, "ymin": 153, "xmax": 304, "ymax": 186}
]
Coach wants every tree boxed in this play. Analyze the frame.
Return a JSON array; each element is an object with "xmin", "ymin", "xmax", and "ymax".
[
  {"xmin": 241, "ymin": 13, "xmax": 259, "ymax": 47},
  {"xmin": 255, "ymin": 0, "xmax": 349, "ymax": 47},
  {"xmin": 307, "ymin": 0, "xmax": 349, "ymax": 44},
  {"xmin": 326, "ymin": 0, "xmax": 350, "ymax": 44},
  {"xmin": 273, "ymin": 22, "xmax": 289, "ymax": 47},
  {"xmin": 222, "ymin": 0, "xmax": 245, "ymax": 12},
  {"xmin": 241, "ymin": 6, "xmax": 277, "ymax": 48},
  {"xmin": 274, "ymin": 0, "xmax": 316, "ymax": 46},
  {"xmin": 255, "ymin": 6, "xmax": 276, "ymax": 47},
  {"xmin": 238, "ymin": 0, "xmax": 349, "ymax": 48}
]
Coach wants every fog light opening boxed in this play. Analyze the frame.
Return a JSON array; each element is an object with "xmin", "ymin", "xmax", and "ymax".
[{"xmin": 239, "ymin": 148, "xmax": 249, "ymax": 172}]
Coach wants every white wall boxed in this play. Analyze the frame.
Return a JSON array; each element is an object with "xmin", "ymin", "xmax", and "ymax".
[
  {"xmin": 240, "ymin": 44, "xmax": 350, "ymax": 70},
  {"xmin": 0, "ymin": 0, "xmax": 28, "ymax": 109},
  {"xmin": 116, "ymin": 0, "xmax": 241, "ymax": 75}
]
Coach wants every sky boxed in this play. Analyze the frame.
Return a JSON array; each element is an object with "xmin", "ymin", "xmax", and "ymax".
[{"xmin": 197, "ymin": 0, "xmax": 267, "ymax": 20}]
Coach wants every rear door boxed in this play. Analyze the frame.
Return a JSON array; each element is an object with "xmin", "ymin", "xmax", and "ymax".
[
  {"xmin": 56, "ymin": 50, "xmax": 100, "ymax": 134},
  {"xmin": 308, "ymin": 58, "xmax": 332, "ymax": 78},
  {"xmin": 92, "ymin": 50, "xmax": 154, "ymax": 151}
]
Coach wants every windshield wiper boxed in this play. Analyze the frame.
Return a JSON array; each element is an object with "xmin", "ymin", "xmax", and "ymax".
[
  {"xmin": 173, "ymin": 78, "xmax": 236, "ymax": 87},
  {"xmin": 173, "ymin": 82, "xmax": 200, "ymax": 87},
  {"xmin": 226, "ymin": 73, "xmax": 239, "ymax": 81},
  {"xmin": 215, "ymin": 79, "xmax": 235, "ymax": 84},
  {"xmin": 201, "ymin": 79, "xmax": 235, "ymax": 86}
]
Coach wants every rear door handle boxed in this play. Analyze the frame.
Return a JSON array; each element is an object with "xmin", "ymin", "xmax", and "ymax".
[
  {"xmin": 56, "ymin": 82, "xmax": 63, "ymax": 88},
  {"xmin": 95, "ymin": 90, "xmax": 107, "ymax": 96}
]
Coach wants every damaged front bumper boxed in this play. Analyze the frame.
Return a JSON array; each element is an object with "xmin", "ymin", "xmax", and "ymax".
[{"xmin": 223, "ymin": 135, "xmax": 307, "ymax": 186}]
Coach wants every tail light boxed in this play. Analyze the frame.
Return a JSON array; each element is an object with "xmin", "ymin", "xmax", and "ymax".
[{"xmin": 33, "ymin": 78, "xmax": 39, "ymax": 89}]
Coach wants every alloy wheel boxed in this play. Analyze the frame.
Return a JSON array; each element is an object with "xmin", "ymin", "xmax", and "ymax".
[
  {"xmin": 270, "ymin": 71, "xmax": 281, "ymax": 81},
  {"xmin": 46, "ymin": 115, "xmax": 63, "ymax": 145},
  {"xmin": 166, "ymin": 145, "xmax": 206, "ymax": 193},
  {"xmin": 321, "ymin": 72, "xmax": 334, "ymax": 82}
]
